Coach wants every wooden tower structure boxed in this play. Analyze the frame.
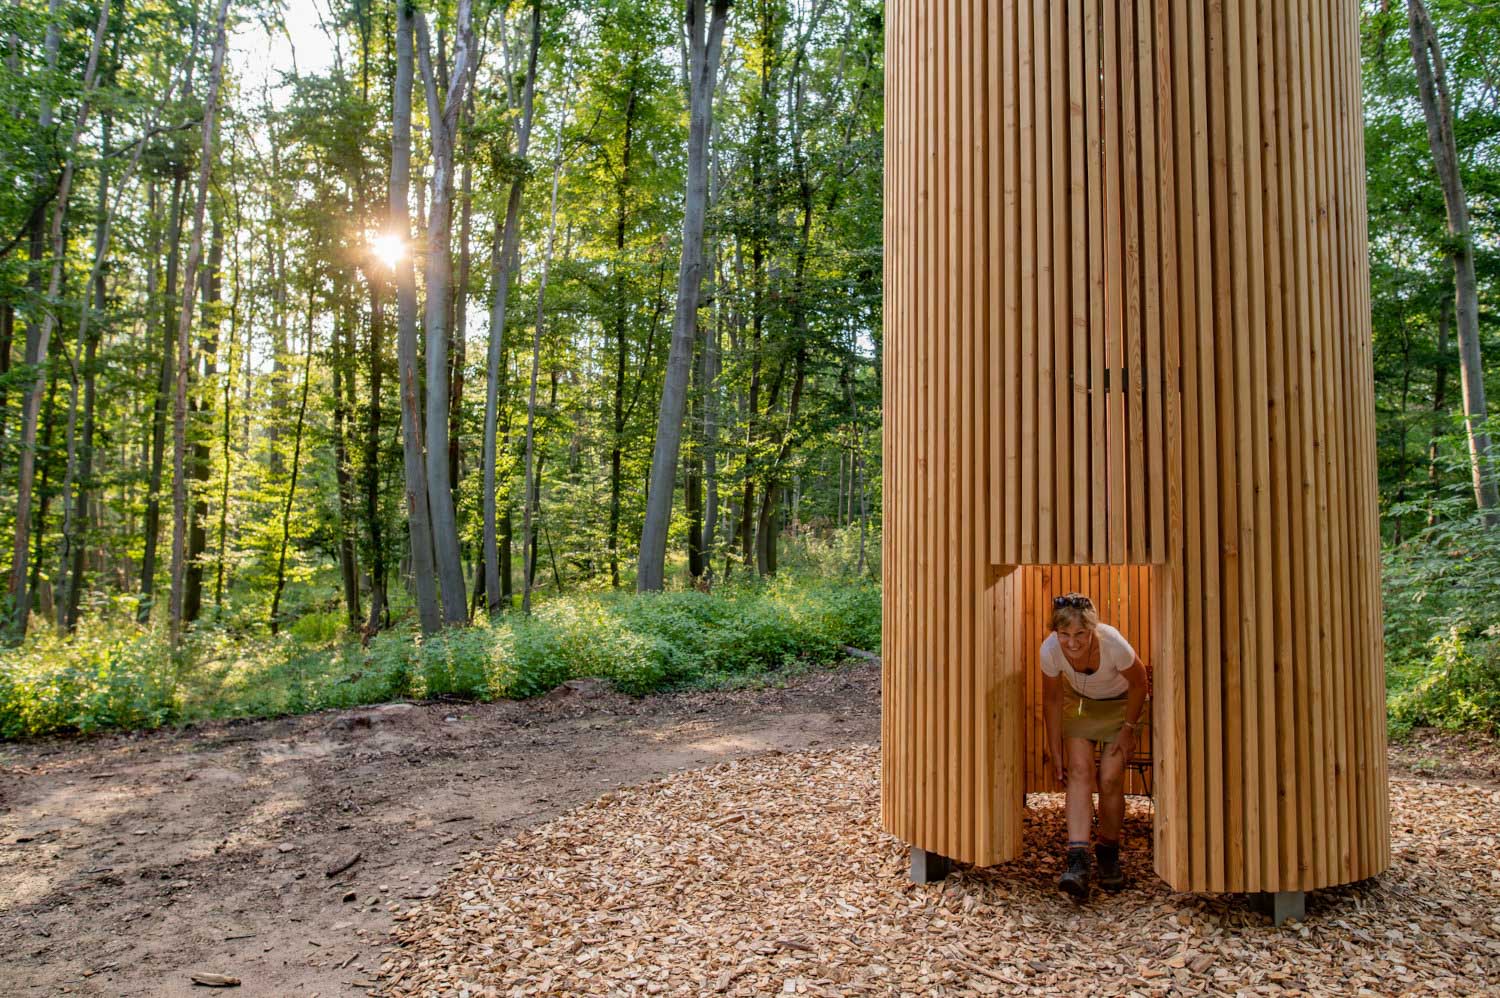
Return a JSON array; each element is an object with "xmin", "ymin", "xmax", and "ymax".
[{"xmin": 881, "ymin": 0, "xmax": 1390, "ymax": 897}]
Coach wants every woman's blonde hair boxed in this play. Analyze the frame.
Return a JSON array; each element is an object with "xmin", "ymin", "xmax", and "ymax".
[{"xmin": 1050, "ymin": 592, "xmax": 1099, "ymax": 631}]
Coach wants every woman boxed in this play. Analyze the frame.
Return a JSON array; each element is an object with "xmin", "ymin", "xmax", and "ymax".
[{"xmin": 1040, "ymin": 592, "xmax": 1149, "ymax": 900}]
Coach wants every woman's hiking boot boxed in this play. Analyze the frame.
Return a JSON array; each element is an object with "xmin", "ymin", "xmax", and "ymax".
[
  {"xmin": 1058, "ymin": 846, "xmax": 1091, "ymax": 901},
  {"xmin": 1095, "ymin": 842, "xmax": 1125, "ymax": 892}
]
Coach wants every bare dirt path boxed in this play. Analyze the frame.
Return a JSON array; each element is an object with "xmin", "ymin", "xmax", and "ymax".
[{"xmin": 0, "ymin": 661, "xmax": 882, "ymax": 996}]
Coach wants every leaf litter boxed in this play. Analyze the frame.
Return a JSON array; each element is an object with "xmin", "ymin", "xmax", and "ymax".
[{"xmin": 375, "ymin": 745, "xmax": 1500, "ymax": 996}]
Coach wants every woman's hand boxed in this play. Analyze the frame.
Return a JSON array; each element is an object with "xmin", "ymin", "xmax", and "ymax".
[
  {"xmin": 1109, "ymin": 723, "xmax": 1137, "ymax": 762},
  {"xmin": 1050, "ymin": 742, "xmax": 1065, "ymax": 788}
]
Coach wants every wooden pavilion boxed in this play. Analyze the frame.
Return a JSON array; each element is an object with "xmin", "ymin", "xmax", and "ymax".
[{"xmin": 880, "ymin": 0, "xmax": 1388, "ymax": 916}]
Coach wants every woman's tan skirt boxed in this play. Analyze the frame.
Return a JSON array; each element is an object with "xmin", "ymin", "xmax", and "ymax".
[{"xmin": 1061, "ymin": 688, "xmax": 1129, "ymax": 744}]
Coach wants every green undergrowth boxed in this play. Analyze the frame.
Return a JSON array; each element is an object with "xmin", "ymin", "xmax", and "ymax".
[
  {"xmin": 0, "ymin": 575, "xmax": 881, "ymax": 740},
  {"xmin": 1383, "ymin": 499, "xmax": 1500, "ymax": 738}
]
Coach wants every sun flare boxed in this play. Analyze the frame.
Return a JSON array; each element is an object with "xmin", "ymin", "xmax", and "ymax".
[{"xmin": 372, "ymin": 234, "xmax": 405, "ymax": 270}]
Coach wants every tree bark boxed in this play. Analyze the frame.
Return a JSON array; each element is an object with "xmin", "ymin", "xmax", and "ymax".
[
  {"xmin": 702, "ymin": 274, "xmax": 721, "ymax": 570},
  {"xmin": 755, "ymin": 349, "xmax": 806, "ymax": 577},
  {"xmin": 415, "ymin": 3, "xmax": 474, "ymax": 626},
  {"xmin": 269, "ymin": 309, "xmax": 315, "ymax": 634},
  {"xmin": 1409, "ymin": 0, "xmax": 1499, "ymax": 523},
  {"xmin": 685, "ymin": 322, "xmax": 704, "ymax": 580},
  {"xmin": 522, "ymin": 78, "xmax": 570, "ymax": 614},
  {"xmin": 7, "ymin": 3, "xmax": 109, "ymax": 641},
  {"xmin": 138, "ymin": 171, "xmax": 185, "ymax": 624},
  {"xmin": 362, "ymin": 276, "xmax": 388, "ymax": 634},
  {"xmin": 168, "ymin": 0, "xmax": 229, "ymax": 647},
  {"xmin": 217, "ymin": 208, "xmax": 244, "ymax": 612},
  {"xmin": 30, "ymin": 365, "xmax": 60, "ymax": 622},
  {"xmin": 450, "ymin": 156, "xmax": 472, "ymax": 490},
  {"xmin": 392, "ymin": 1, "xmax": 442, "ymax": 634},
  {"xmin": 1428, "ymin": 297, "xmax": 1451, "ymax": 523},
  {"xmin": 184, "ymin": 214, "xmax": 223, "ymax": 624},
  {"xmin": 484, "ymin": 0, "xmax": 540, "ymax": 616},
  {"xmin": 57, "ymin": 105, "xmax": 112, "ymax": 634},
  {"xmin": 332, "ymin": 302, "xmax": 361, "ymax": 629},
  {"xmin": 637, "ymin": 0, "xmax": 731, "ymax": 592},
  {"xmin": 608, "ymin": 81, "xmax": 640, "ymax": 591},
  {"xmin": 0, "ymin": 301, "xmax": 12, "ymax": 448}
]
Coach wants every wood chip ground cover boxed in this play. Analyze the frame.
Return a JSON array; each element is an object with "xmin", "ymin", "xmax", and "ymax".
[{"xmin": 376, "ymin": 746, "xmax": 1500, "ymax": 996}]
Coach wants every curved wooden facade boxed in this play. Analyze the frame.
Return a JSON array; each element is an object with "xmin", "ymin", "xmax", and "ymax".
[{"xmin": 881, "ymin": 0, "xmax": 1389, "ymax": 893}]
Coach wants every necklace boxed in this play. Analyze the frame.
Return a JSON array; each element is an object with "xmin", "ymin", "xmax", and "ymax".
[{"xmin": 1064, "ymin": 633, "xmax": 1100, "ymax": 673}]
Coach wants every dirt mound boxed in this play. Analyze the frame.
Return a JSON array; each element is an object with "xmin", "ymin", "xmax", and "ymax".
[{"xmin": 379, "ymin": 746, "xmax": 1500, "ymax": 996}]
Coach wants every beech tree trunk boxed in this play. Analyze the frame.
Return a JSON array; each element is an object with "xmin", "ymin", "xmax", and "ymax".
[
  {"xmin": 484, "ymin": 0, "xmax": 541, "ymax": 616},
  {"xmin": 522, "ymin": 79, "xmax": 570, "ymax": 615},
  {"xmin": 217, "ymin": 212, "xmax": 243, "ymax": 612},
  {"xmin": 57, "ymin": 104, "xmax": 111, "ymax": 634},
  {"xmin": 415, "ymin": 3, "xmax": 474, "ymax": 626},
  {"xmin": 637, "ymin": 0, "xmax": 731, "ymax": 592},
  {"xmin": 184, "ymin": 215, "xmax": 223, "ymax": 625},
  {"xmin": 363, "ymin": 277, "xmax": 389, "ymax": 633},
  {"xmin": 392, "ymin": 2, "xmax": 442, "ymax": 634},
  {"xmin": 168, "ymin": 0, "xmax": 229, "ymax": 647},
  {"xmin": 1409, "ymin": 0, "xmax": 1499, "ymax": 523},
  {"xmin": 138, "ymin": 171, "xmax": 184, "ymax": 624},
  {"xmin": 702, "ymin": 280, "xmax": 721, "ymax": 571},
  {"xmin": 7, "ymin": 4, "xmax": 109, "ymax": 641},
  {"xmin": 332, "ymin": 303, "xmax": 361, "ymax": 629},
  {"xmin": 1429, "ymin": 299, "xmax": 1451, "ymax": 524},
  {"xmin": 269, "ymin": 310, "xmax": 314, "ymax": 634},
  {"xmin": 608, "ymin": 78, "xmax": 641, "ymax": 591}
]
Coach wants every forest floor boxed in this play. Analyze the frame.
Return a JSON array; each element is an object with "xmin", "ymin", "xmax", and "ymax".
[
  {"xmin": 0, "ymin": 660, "xmax": 881, "ymax": 996},
  {"xmin": 1, "ymin": 660, "xmax": 1496, "ymax": 997}
]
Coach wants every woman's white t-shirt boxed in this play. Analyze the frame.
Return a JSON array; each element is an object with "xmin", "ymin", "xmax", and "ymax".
[{"xmin": 1040, "ymin": 623, "xmax": 1137, "ymax": 700}]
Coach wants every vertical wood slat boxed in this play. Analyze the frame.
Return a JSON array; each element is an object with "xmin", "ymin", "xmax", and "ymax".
[
  {"xmin": 884, "ymin": 0, "xmax": 1385, "ymax": 885},
  {"xmin": 1138, "ymin": 0, "xmax": 1165, "ymax": 566},
  {"xmin": 1086, "ymin": 0, "xmax": 1107, "ymax": 565},
  {"xmin": 1069, "ymin": 0, "xmax": 1089, "ymax": 561},
  {"xmin": 969, "ymin": 0, "xmax": 988, "ymax": 866},
  {"xmin": 1051, "ymin": 0, "xmax": 1071, "ymax": 565},
  {"xmin": 1119, "ymin": 0, "xmax": 1146, "ymax": 565},
  {"xmin": 1150, "ymin": 0, "xmax": 1186, "ymax": 887},
  {"xmin": 1019, "ymin": 0, "xmax": 1037, "ymax": 565},
  {"xmin": 1035, "ymin": 0, "xmax": 1055, "ymax": 563},
  {"xmin": 1262, "ymin": 0, "xmax": 1298, "ymax": 890},
  {"xmin": 941, "ymin": 0, "xmax": 959, "ymax": 860}
]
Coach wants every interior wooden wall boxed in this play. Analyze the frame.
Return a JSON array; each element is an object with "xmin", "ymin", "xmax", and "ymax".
[{"xmin": 882, "ymin": 0, "xmax": 1389, "ymax": 892}]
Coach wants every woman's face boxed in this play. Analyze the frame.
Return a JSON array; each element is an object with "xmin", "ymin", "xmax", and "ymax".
[{"xmin": 1056, "ymin": 621, "xmax": 1093, "ymax": 659}]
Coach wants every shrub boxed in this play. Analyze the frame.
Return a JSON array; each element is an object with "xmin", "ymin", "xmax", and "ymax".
[
  {"xmin": 1389, "ymin": 629, "xmax": 1500, "ymax": 735},
  {"xmin": 0, "ymin": 574, "xmax": 883, "ymax": 739},
  {"xmin": 1383, "ymin": 499, "xmax": 1500, "ymax": 735},
  {"xmin": 494, "ymin": 617, "xmax": 574, "ymax": 698},
  {"xmin": 0, "ymin": 624, "xmax": 178, "ymax": 738},
  {"xmin": 290, "ymin": 610, "xmax": 346, "ymax": 645},
  {"xmin": 417, "ymin": 627, "xmax": 493, "ymax": 701}
]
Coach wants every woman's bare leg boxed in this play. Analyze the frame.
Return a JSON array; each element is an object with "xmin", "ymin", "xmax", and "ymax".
[
  {"xmin": 1065, "ymin": 737, "xmax": 1096, "ymax": 843},
  {"xmin": 1096, "ymin": 739, "xmax": 1128, "ymax": 842}
]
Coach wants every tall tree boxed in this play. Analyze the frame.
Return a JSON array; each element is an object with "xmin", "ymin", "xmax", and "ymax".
[
  {"xmin": 483, "ymin": 0, "xmax": 542, "ymax": 616},
  {"xmin": 269, "ymin": 301, "xmax": 316, "ymax": 634},
  {"xmin": 7, "ymin": 3, "xmax": 110, "ymax": 640},
  {"xmin": 168, "ymin": 0, "xmax": 230, "ymax": 647},
  {"xmin": 183, "ymin": 214, "xmax": 223, "ymax": 624},
  {"xmin": 637, "ymin": 0, "xmax": 731, "ymax": 592},
  {"xmin": 522, "ymin": 63, "xmax": 571, "ymax": 615},
  {"xmin": 1408, "ymin": 0, "xmax": 1499, "ymax": 522},
  {"xmin": 415, "ymin": 1, "xmax": 475, "ymax": 625},
  {"xmin": 392, "ymin": 0, "xmax": 442, "ymax": 635}
]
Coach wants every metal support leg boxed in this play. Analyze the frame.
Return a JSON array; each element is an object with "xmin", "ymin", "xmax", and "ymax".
[
  {"xmin": 1250, "ymin": 890, "xmax": 1305, "ymax": 925},
  {"xmin": 909, "ymin": 846, "xmax": 952, "ymax": 884}
]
